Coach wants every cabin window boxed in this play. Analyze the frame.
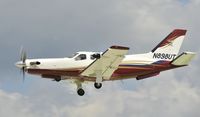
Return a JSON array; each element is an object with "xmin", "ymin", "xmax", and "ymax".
[
  {"xmin": 75, "ymin": 54, "xmax": 87, "ymax": 61},
  {"xmin": 90, "ymin": 55, "xmax": 95, "ymax": 60}
]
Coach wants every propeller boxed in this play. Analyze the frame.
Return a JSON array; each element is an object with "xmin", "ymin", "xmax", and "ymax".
[{"xmin": 19, "ymin": 47, "xmax": 27, "ymax": 82}]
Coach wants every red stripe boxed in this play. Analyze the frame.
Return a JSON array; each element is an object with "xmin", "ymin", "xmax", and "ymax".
[{"xmin": 152, "ymin": 29, "xmax": 186, "ymax": 52}]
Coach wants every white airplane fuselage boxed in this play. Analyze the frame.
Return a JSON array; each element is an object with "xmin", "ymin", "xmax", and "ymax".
[
  {"xmin": 16, "ymin": 52, "xmax": 179, "ymax": 81},
  {"xmin": 15, "ymin": 29, "xmax": 196, "ymax": 96}
]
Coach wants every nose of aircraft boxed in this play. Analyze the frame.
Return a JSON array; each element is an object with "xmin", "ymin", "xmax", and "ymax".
[{"xmin": 15, "ymin": 61, "xmax": 26, "ymax": 68}]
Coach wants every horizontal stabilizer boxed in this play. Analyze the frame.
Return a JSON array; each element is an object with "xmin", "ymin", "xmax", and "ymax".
[{"xmin": 171, "ymin": 52, "xmax": 196, "ymax": 66}]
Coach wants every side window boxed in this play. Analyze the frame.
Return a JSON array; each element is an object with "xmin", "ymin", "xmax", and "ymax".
[
  {"xmin": 75, "ymin": 54, "xmax": 87, "ymax": 61},
  {"xmin": 90, "ymin": 53, "xmax": 101, "ymax": 60},
  {"xmin": 90, "ymin": 54, "xmax": 95, "ymax": 60}
]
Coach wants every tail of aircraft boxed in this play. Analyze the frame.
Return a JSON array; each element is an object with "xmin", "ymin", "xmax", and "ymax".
[{"xmin": 150, "ymin": 29, "xmax": 187, "ymax": 61}]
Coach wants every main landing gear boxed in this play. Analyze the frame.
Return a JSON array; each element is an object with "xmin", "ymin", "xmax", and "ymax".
[
  {"xmin": 76, "ymin": 83, "xmax": 102, "ymax": 96},
  {"xmin": 54, "ymin": 77, "xmax": 103, "ymax": 96},
  {"xmin": 75, "ymin": 81, "xmax": 103, "ymax": 96},
  {"xmin": 94, "ymin": 82, "xmax": 102, "ymax": 89},
  {"xmin": 75, "ymin": 70, "xmax": 103, "ymax": 96},
  {"xmin": 77, "ymin": 88, "xmax": 85, "ymax": 96},
  {"xmin": 54, "ymin": 77, "xmax": 61, "ymax": 82},
  {"xmin": 94, "ymin": 71, "xmax": 103, "ymax": 89},
  {"xmin": 75, "ymin": 80, "xmax": 85, "ymax": 96}
]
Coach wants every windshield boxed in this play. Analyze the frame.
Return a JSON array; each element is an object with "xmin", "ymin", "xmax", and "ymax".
[
  {"xmin": 68, "ymin": 53, "xmax": 79, "ymax": 58},
  {"xmin": 75, "ymin": 54, "xmax": 87, "ymax": 61}
]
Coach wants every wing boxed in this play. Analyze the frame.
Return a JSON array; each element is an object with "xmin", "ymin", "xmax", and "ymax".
[{"xmin": 81, "ymin": 45, "xmax": 129, "ymax": 80}]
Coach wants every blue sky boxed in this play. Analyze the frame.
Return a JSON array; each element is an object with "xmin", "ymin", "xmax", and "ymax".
[
  {"xmin": 0, "ymin": 0, "xmax": 200, "ymax": 117},
  {"xmin": 179, "ymin": 0, "xmax": 190, "ymax": 5}
]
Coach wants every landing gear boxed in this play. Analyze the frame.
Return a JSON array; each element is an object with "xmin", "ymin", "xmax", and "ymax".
[
  {"xmin": 77, "ymin": 88, "xmax": 85, "ymax": 96},
  {"xmin": 94, "ymin": 82, "xmax": 102, "ymax": 89},
  {"xmin": 55, "ymin": 77, "xmax": 61, "ymax": 82},
  {"xmin": 75, "ymin": 80, "xmax": 85, "ymax": 96},
  {"xmin": 73, "ymin": 71, "xmax": 103, "ymax": 96},
  {"xmin": 94, "ymin": 71, "xmax": 103, "ymax": 89}
]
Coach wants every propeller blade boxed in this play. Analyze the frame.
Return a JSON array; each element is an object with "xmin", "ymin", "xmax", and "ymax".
[
  {"xmin": 19, "ymin": 67, "xmax": 25, "ymax": 82},
  {"xmin": 20, "ymin": 46, "xmax": 24, "ymax": 61},
  {"xmin": 22, "ymin": 67, "xmax": 25, "ymax": 82},
  {"xmin": 19, "ymin": 46, "xmax": 27, "ymax": 82},
  {"xmin": 23, "ymin": 51, "xmax": 27, "ymax": 63},
  {"xmin": 20, "ymin": 46, "xmax": 27, "ymax": 63}
]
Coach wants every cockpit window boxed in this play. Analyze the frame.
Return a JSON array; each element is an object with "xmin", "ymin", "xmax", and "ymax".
[
  {"xmin": 68, "ymin": 53, "xmax": 79, "ymax": 58},
  {"xmin": 75, "ymin": 54, "xmax": 87, "ymax": 61}
]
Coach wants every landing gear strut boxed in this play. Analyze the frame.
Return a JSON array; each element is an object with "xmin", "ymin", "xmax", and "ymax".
[
  {"xmin": 75, "ymin": 80, "xmax": 85, "ymax": 96},
  {"xmin": 94, "ymin": 71, "xmax": 103, "ymax": 89}
]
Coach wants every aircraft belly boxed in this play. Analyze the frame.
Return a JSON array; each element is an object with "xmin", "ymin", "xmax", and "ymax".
[
  {"xmin": 27, "ymin": 63, "xmax": 180, "ymax": 81},
  {"xmin": 110, "ymin": 64, "xmax": 179, "ymax": 80}
]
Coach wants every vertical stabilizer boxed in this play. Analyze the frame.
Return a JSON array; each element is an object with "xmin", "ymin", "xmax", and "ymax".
[{"xmin": 151, "ymin": 29, "xmax": 187, "ymax": 61}]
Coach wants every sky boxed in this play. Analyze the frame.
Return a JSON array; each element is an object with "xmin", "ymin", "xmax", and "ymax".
[{"xmin": 0, "ymin": 0, "xmax": 200, "ymax": 117}]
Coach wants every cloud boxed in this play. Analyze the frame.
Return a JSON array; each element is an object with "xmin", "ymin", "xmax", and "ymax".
[
  {"xmin": 0, "ymin": 72, "xmax": 200, "ymax": 117},
  {"xmin": 0, "ymin": 0, "xmax": 199, "ymax": 117}
]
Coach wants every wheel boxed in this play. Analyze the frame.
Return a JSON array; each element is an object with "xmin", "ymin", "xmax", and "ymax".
[
  {"xmin": 55, "ymin": 77, "xmax": 61, "ymax": 82},
  {"xmin": 94, "ymin": 82, "xmax": 102, "ymax": 89},
  {"xmin": 77, "ymin": 88, "xmax": 85, "ymax": 96}
]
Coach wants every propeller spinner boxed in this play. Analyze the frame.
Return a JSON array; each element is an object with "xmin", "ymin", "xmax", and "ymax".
[{"xmin": 15, "ymin": 47, "xmax": 27, "ymax": 82}]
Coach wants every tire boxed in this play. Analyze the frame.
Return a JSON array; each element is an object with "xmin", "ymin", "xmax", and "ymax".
[
  {"xmin": 77, "ymin": 88, "xmax": 85, "ymax": 96},
  {"xmin": 55, "ymin": 78, "xmax": 61, "ymax": 82},
  {"xmin": 94, "ymin": 83, "xmax": 102, "ymax": 89}
]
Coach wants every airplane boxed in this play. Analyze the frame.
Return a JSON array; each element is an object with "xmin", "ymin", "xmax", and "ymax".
[{"xmin": 15, "ymin": 29, "xmax": 196, "ymax": 96}]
